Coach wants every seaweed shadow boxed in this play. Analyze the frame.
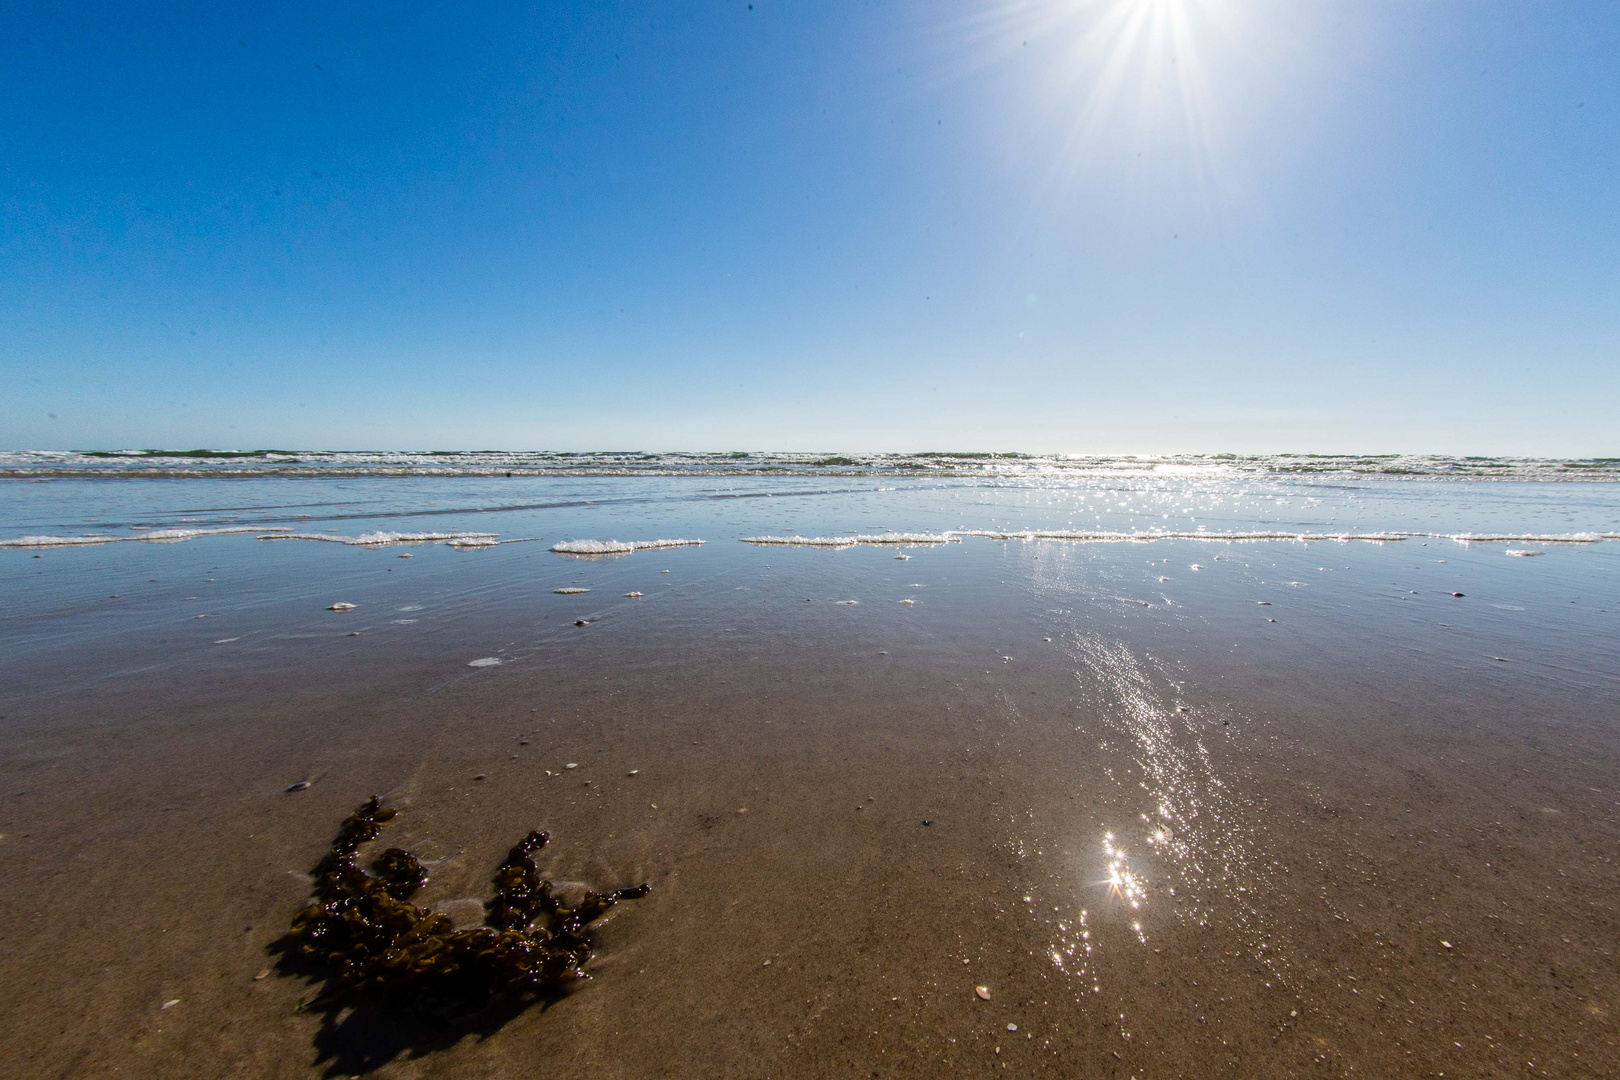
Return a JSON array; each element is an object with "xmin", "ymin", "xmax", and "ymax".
[{"xmin": 270, "ymin": 797, "xmax": 648, "ymax": 1076}]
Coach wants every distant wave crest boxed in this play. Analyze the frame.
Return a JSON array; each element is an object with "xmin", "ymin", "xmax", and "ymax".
[{"xmin": 4, "ymin": 450, "xmax": 1618, "ymax": 481}]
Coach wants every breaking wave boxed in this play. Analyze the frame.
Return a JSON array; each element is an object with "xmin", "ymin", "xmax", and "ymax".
[{"xmin": 5, "ymin": 450, "xmax": 1618, "ymax": 482}]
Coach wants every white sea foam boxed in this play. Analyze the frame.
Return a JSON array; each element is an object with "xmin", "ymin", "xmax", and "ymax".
[
  {"xmin": 1450, "ymin": 532, "xmax": 1608, "ymax": 544},
  {"xmin": 739, "ymin": 532, "xmax": 956, "ymax": 547},
  {"xmin": 955, "ymin": 529, "xmax": 1617, "ymax": 545},
  {"xmin": 0, "ymin": 526, "xmax": 284, "ymax": 548},
  {"xmin": 957, "ymin": 529, "xmax": 1413, "ymax": 543},
  {"xmin": 549, "ymin": 538, "xmax": 705, "ymax": 555},
  {"xmin": 447, "ymin": 536, "xmax": 546, "ymax": 547},
  {"xmin": 256, "ymin": 531, "xmax": 500, "ymax": 546}
]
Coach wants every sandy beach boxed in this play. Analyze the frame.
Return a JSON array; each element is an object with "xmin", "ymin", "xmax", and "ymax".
[{"xmin": 3, "ymin": 485, "xmax": 1617, "ymax": 1077}]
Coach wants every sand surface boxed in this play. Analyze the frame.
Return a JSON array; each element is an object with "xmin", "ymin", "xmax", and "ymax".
[{"xmin": 2, "ymin": 533, "xmax": 1618, "ymax": 1077}]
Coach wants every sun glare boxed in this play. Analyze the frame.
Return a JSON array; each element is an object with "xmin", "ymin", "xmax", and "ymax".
[{"xmin": 958, "ymin": 0, "xmax": 1252, "ymax": 198}]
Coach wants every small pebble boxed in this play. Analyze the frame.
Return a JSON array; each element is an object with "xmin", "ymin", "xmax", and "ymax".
[
  {"xmin": 624, "ymin": 591, "xmax": 643, "ymax": 598},
  {"xmin": 1452, "ymin": 592, "xmax": 1465, "ymax": 598},
  {"xmin": 1007, "ymin": 1023, "xmax": 1018, "ymax": 1032},
  {"xmin": 627, "ymin": 769, "xmax": 639, "ymax": 776},
  {"xmin": 328, "ymin": 602, "xmax": 356, "ymax": 611},
  {"xmin": 763, "ymin": 959, "xmax": 771, "ymax": 966},
  {"xmin": 254, "ymin": 969, "xmax": 270, "ymax": 980},
  {"xmin": 398, "ymin": 553, "xmax": 413, "ymax": 558},
  {"xmin": 285, "ymin": 780, "xmax": 310, "ymax": 792},
  {"xmin": 1442, "ymin": 940, "xmax": 1452, "ymax": 949},
  {"xmin": 575, "ymin": 619, "xmax": 589, "ymax": 627},
  {"xmin": 921, "ymin": 819, "xmax": 932, "ymax": 826},
  {"xmin": 161, "ymin": 999, "xmax": 180, "ymax": 1010},
  {"xmin": 473, "ymin": 774, "xmax": 486, "ymax": 781},
  {"xmin": 565, "ymin": 762, "xmax": 579, "ymax": 769},
  {"xmin": 975, "ymin": 986, "xmax": 991, "ymax": 1000}
]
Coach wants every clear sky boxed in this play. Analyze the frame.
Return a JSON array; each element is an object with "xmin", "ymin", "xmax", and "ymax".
[{"xmin": 2, "ymin": 1, "xmax": 1616, "ymax": 454}]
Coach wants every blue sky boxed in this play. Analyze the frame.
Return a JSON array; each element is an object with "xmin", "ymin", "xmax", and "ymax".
[{"xmin": 2, "ymin": 1, "xmax": 1616, "ymax": 453}]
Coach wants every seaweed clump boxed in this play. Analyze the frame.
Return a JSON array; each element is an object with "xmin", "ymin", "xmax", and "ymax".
[{"xmin": 278, "ymin": 797, "xmax": 648, "ymax": 1023}]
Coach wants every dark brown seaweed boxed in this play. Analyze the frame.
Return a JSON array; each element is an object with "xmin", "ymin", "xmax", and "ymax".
[{"xmin": 276, "ymin": 797, "xmax": 648, "ymax": 1023}]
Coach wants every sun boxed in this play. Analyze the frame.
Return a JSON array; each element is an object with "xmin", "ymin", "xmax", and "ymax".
[{"xmin": 957, "ymin": 0, "xmax": 1244, "ymax": 194}]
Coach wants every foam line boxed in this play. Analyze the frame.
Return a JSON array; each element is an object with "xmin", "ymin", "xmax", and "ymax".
[
  {"xmin": 739, "ymin": 533, "xmax": 957, "ymax": 547},
  {"xmin": 255, "ymin": 531, "xmax": 499, "ymax": 545},
  {"xmin": 0, "ymin": 526, "xmax": 287, "ymax": 548},
  {"xmin": 549, "ymin": 538, "xmax": 705, "ymax": 555},
  {"xmin": 957, "ymin": 529, "xmax": 1617, "ymax": 544},
  {"xmin": 957, "ymin": 529, "xmax": 1413, "ymax": 543},
  {"xmin": 448, "ymin": 536, "xmax": 546, "ymax": 547},
  {"xmin": 1449, "ymin": 532, "xmax": 1613, "ymax": 543}
]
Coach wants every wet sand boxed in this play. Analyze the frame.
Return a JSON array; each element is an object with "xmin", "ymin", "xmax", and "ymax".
[{"xmin": 2, "ymin": 536, "xmax": 1618, "ymax": 1078}]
